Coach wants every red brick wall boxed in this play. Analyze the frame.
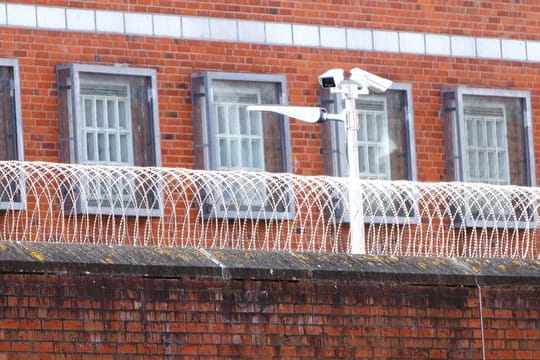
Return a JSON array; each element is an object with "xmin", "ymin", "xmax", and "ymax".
[
  {"xmin": 3, "ymin": 24, "xmax": 540, "ymax": 180},
  {"xmin": 1, "ymin": 2, "xmax": 540, "ymax": 179},
  {"xmin": 1, "ymin": 272, "xmax": 539, "ymax": 359}
]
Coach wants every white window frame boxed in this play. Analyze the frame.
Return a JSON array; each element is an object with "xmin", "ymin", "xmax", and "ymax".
[
  {"xmin": 214, "ymin": 87, "xmax": 265, "ymax": 172},
  {"xmin": 442, "ymin": 86, "xmax": 536, "ymax": 228},
  {"xmin": 464, "ymin": 104, "xmax": 509, "ymax": 184},
  {"xmin": 57, "ymin": 64, "xmax": 162, "ymax": 217},
  {"xmin": 0, "ymin": 58, "xmax": 25, "ymax": 211},
  {"xmin": 80, "ymin": 80, "xmax": 134, "ymax": 166},
  {"xmin": 191, "ymin": 71, "xmax": 293, "ymax": 220},
  {"xmin": 356, "ymin": 96, "xmax": 392, "ymax": 179},
  {"xmin": 321, "ymin": 83, "xmax": 419, "ymax": 225}
]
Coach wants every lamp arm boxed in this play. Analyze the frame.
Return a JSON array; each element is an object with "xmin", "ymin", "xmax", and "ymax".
[{"xmin": 246, "ymin": 105, "xmax": 345, "ymax": 123}]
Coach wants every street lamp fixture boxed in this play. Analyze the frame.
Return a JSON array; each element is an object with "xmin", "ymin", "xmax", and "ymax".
[{"xmin": 247, "ymin": 68, "xmax": 393, "ymax": 254}]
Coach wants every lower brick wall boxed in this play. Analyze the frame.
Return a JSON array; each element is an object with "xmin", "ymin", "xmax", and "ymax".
[{"xmin": 0, "ymin": 242, "xmax": 540, "ymax": 359}]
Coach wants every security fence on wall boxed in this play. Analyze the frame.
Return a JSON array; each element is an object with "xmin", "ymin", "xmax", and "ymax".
[{"xmin": 0, "ymin": 161, "xmax": 538, "ymax": 258}]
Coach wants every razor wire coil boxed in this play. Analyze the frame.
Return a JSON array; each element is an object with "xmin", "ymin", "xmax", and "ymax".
[{"xmin": 0, "ymin": 161, "xmax": 537, "ymax": 258}]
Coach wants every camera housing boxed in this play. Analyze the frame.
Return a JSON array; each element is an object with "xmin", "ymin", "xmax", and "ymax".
[
  {"xmin": 349, "ymin": 67, "xmax": 393, "ymax": 93},
  {"xmin": 318, "ymin": 68, "xmax": 344, "ymax": 88}
]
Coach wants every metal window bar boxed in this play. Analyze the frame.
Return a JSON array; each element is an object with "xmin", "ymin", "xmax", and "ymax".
[
  {"xmin": 213, "ymin": 89, "xmax": 267, "ymax": 211},
  {"xmin": 463, "ymin": 105, "xmax": 522, "ymax": 224},
  {"xmin": 79, "ymin": 83, "xmax": 136, "ymax": 210},
  {"xmin": 357, "ymin": 99, "xmax": 391, "ymax": 180},
  {"xmin": 465, "ymin": 106, "xmax": 509, "ymax": 185}
]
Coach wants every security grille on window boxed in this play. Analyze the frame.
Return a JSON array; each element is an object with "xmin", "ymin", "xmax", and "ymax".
[
  {"xmin": 214, "ymin": 91, "xmax": 265, "ymax": 172},
  {"xmin": 57, "ymin": 64, "xmax": 161, "ymax": 216},
  {"xmin": 321, "ymin": 84, "xmax": 418, "ymax": 223},
  {"xmin": 465, "ymin": 106, "xmax": 509, "ymax": 184},
  {"xmin": 442, "ymin": 87, "xmax": 535, "ymax": 227},
  {"xmin": 0, "ymin": 59, "xmax": 24, "ymax": 210},
  {"xmin": 191, "ymin": 72, "xmax": 293, "ymax": 219},
  {"xmin": 214, "ymin": 90, "xmax": 267, "ymax": 209},
  {"xmin": 81, "ymin": 83, "xmax": 133, "ymax": 166},
  {"xmin": 356, "ymin": 98, "xmax": 391, "ymax": 180}
]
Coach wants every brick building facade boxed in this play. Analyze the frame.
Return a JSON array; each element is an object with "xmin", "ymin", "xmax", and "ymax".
[
  {"xmin": 0, "ymin": 1, "xmax": 538, "ymax": 183},
  {"xmin": 1, "ymin": 1, "xmax": 540, "ymax": 358}
]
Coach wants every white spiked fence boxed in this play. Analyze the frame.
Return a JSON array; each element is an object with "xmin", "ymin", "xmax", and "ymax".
[{"xmin": 0, "ymin": 161, "xmax": 538, "ymax": 258}]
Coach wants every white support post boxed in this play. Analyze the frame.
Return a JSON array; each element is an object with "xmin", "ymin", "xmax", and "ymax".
[
  {"xmin": 339, "ymin": 82, "xmax": 365, "ymax": 254},
  {"xmin": 247, "ymin": 68, "xmax": 393, "ymax": 255}
]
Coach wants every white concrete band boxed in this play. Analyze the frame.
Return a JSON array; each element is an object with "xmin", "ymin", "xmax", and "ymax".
[{"xmin": 1, "ymin": 2, "xmax": 539, "ymax": 62}]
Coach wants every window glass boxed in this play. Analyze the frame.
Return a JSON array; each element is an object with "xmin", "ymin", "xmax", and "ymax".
[
  {"xmin": 322, "ymin": 88, "xmax": 414, "ymax": 181},
  {"xmin": 320, "ymin": 85, "xmax": 417, "ymax": 224},
  {"xmin": 58, "ymin": 68, "xmax": 158, "ymax": 168},
  {"xmin": 191, "ymin": 72, "xmax": 292, "ymax": 219},
  {"xmin": 463, "ymin": 95, "xmax": 527, "ymax": 186},
  {"xmin": 0, "ymin": 66, "xmax": 19, "ymax": 161},
  {"xmin": 212, "ymin": 79, "xmax": 285, "ymax": 173},
  {"xmin": 56, "ymin": 65, "xmax": 161, "ymax": 216},
  {"xmin": 443, "ymin": 88, "xmax": 532, "ymax": 187},
  {"xmin": 78, "ymin": 72, "xmax": 156, "ymax": 167},
  {"xmin": 79, "ymin": 76, "xmax": 133, "ymax": 166},
  {"xmin": 442, "ymin": 87, "xmax": 534, "ymax": 227},
  {"xmin": 0, "ymin": 61, "xmax": 24, "ymax": 209}
]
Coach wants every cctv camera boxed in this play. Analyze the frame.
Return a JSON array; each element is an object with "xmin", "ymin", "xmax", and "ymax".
[
  {"xmin": 318, "ymin": 68, "xmax": 344, "ymax": 88},
  {"xmin": 349, "ymin": 68, "xmax": 393, "ymax": 93}
]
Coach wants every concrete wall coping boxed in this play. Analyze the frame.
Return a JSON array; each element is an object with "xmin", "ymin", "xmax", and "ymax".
[{"xmin": 1, "ymin": 241, "xmax": 539, "ymax": 286}]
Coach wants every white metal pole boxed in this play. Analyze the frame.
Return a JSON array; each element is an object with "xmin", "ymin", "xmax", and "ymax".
[{"xmin": 341, "ymin": 82, "xmax": 365, "ymax": 254}]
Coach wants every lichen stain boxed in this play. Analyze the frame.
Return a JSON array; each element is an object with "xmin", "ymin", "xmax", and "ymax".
[
  {"xmin": 294, "ymin": 253, "xmax": 311, "ymax": 262},
  {"xmin": 155, "ymin": 248, "xmax": 172, "ymax": 256},
  {"xmin": 30, "ymin": 250, "xmax": 45, "ymax": 262},
  {"xmin": 176, "ymin": 252, "xmax": 193, "ymax": 261}
]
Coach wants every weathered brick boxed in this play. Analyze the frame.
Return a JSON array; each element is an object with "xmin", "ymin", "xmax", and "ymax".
[{"xmin": 9, "ymin": 271, "xmax": 539, "ymax": 357}]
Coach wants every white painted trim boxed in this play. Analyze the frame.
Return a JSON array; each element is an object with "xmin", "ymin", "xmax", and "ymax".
[
  {"xmin": 0, "ymin": 4, "xmax": 5, "ymax": 25},
  {"xmin": 37, "ymin": 6, "xmax": 66, "ymax": 30},
  {"xmin": 2, "ymin": 3, "xmax": 540, "ymax": 63},
  {"xmin": 66, "ymin": 8, "xmax": 95, "ymax": 32},
  {"xmin": 7, "ymin": 3, "xmax": 36, "ymax": 27}
]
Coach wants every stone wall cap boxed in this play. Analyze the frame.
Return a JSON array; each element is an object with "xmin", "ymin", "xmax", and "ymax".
[{"xmin": 1, "ymin": 241, "xmax": 540, "ymax": 285}]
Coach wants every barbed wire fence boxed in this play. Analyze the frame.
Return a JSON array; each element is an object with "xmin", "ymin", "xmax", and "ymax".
[{"xmin": 0, "ymin": 161, "xmax": 537, "ymax": 258}]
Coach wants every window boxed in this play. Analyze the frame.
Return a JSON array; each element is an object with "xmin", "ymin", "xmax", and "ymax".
[
  {"xmin": 57, "ymin": 64, "xmax": 161, "ymax": 216},
  {"xmin": 80, "ymin": 81, "xmax": 133, "ymax": 166},
  {"xmin": 442, "ymin": 87, "xmax": 535, "ymax": 227},
  {"xmin": 321, "ymin": 84, "xmax": 417, "ymax": 223},
  {"xmin": 191, "ymin": 72, "xmax": 292, "ymax": 219},
  {"xmin": 214, "ymin": 88, "xmax": 266, "ymax": 172},
  {"xmin": 465, "ymin": 105, "xmax": 509, "ymax": 184},
  {"xmin": 0, "ymin": 59, "xmax": 24, "ymax": 210}
]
